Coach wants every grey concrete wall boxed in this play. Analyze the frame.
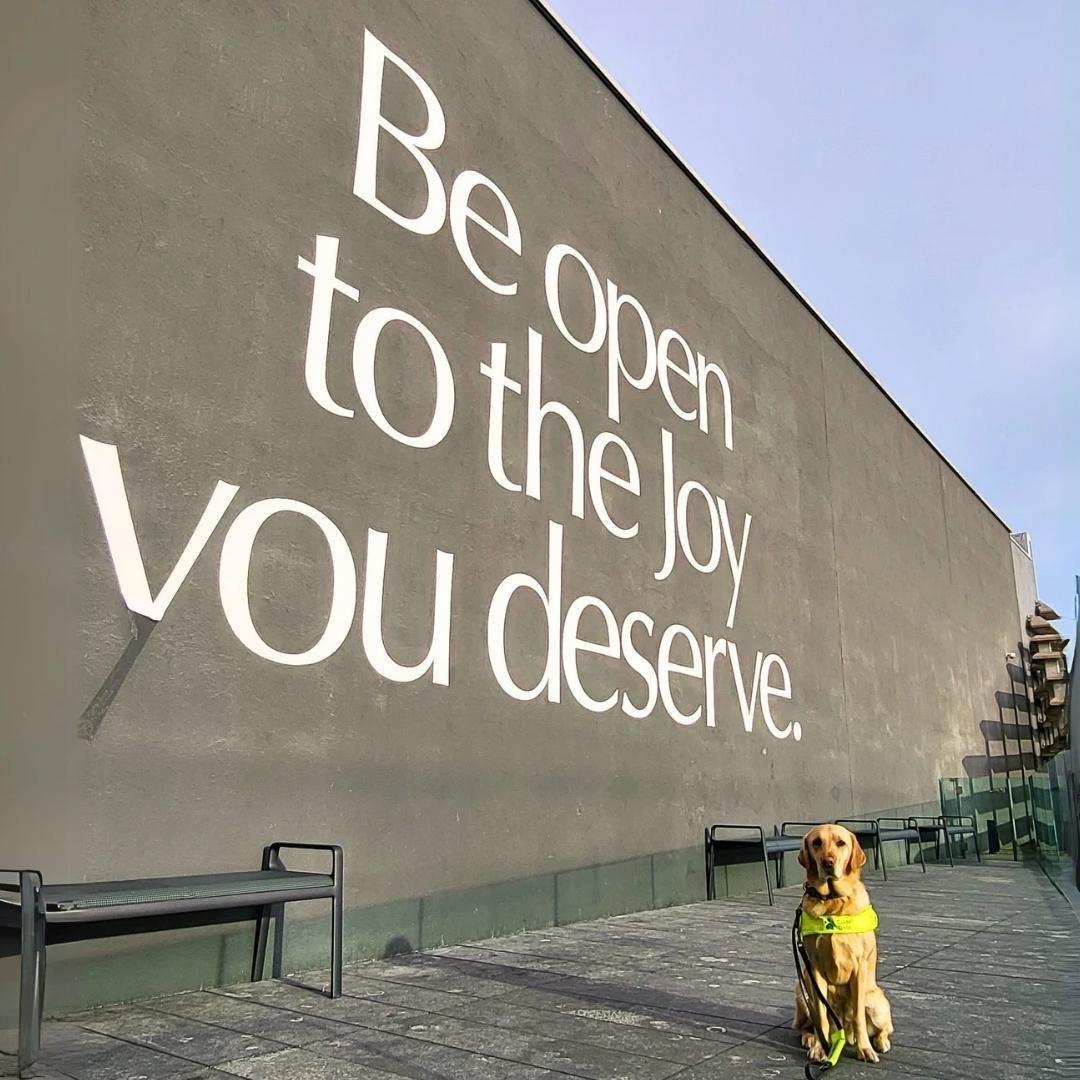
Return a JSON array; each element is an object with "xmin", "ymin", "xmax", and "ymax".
[{"xmin": 1, "ymin": 0, "xmax": 1023, "ymax": 1024}]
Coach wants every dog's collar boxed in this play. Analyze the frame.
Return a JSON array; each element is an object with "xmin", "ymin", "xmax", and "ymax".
[
  {"xmin": 803, "ymin": 881, "xmax": 840, "ymax": 900},
  {"xmin": 800, "ymin": 904, "xmax": 879, "ymax": 936}
]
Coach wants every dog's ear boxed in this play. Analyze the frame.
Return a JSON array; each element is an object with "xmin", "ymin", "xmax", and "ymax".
[
  {"xmin": 850, "ymin": 834, "xmax": 867, "ymax": 872},
  {"xmin": 797, "ymin": 835, "xmax": 811, "ymax": 869}
]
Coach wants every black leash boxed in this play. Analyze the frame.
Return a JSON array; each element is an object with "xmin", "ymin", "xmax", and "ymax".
[{"xmin": 791, "ymin": 904, "xmax": 846, "ymax": 1079}]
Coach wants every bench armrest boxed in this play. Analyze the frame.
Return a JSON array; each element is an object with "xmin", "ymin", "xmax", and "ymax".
[
  {"xmin": 267, "ymin": 843, "xmax": 343, "ymax": 854},
  {"xmin": 707, "ymin": 824, "xmax": 765, "ymax": 842},
  {"xmin": 780, "ymin": 821, "xmax": 825, "ymax": 836},
  {"xmin": 0, "ymin": 871, "xmax": 44, "ymax": 923},
  {"xmin": 263, "ymin": 844, "xmax": 343, "ymax": 886},
  {"xmin": 938, "ymin": 815, "xmax": 976, "ymax": 828},
  {"xmin": 0, "ymin": 870, "xmax": 43, "ymax": 890},
  {"xmin": 874, "ymin": 817, "xmax": 912, "ymax": 827},
  {"xmin": 835, "ymin": 818, "xmax": 879, "ymax": 835}
]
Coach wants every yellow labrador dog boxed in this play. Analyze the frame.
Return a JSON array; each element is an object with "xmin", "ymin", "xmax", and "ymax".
[{"xmin": 794, "ymin": 824, "xmax": 893, "ymax": 1064}]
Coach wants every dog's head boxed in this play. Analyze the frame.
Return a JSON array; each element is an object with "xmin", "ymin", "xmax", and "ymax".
[{"xmin": 797, "ymin": 823, "xmax": 866, "ymax": 883}]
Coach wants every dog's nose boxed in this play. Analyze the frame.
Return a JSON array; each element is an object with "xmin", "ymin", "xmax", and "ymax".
[{"xmin": 821, "ymin": 856, "xmax": 835, "ymax": 868}]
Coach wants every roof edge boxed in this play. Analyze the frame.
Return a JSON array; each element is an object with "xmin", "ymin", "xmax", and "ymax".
[{"xmin": 528, "ymin": 0, "xmax": 1011, "ymax": 532}]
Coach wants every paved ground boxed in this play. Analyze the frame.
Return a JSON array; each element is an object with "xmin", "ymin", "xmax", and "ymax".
[{"xmin": 6, "ymin": 860, "xmax": 1078, "ymax": 1079}]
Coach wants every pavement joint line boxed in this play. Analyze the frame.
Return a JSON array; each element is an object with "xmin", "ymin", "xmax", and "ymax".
[{"xmin": 893, "ymin": 960, "xmax": 1074, "ymax": 985}]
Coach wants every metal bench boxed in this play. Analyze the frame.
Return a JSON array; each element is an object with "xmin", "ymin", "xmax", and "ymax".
[
  {"xmin": 777, "ymin": 820, "xmax": 836, "ymax": 889},
  {"xmin": 873, "ymin": 817, "xmax": 927, "ymax": 875},
  {"xmin": 705, "ymin": 824, "xmax": 803, "ymax": 906},
  {"xmin": 835, "ymin": 818, "xmax": 927, "ymax": 880},
  {"xmin": 909, "ymin": 814, "xmax": 981, "ymax": 866},
  {"xmin": 706, "ymin": 816, "xmax": 929, "ymax": 905},
  {"xmin": 0, "ymin": 842, "xmax": 342, "ymax": 1078}
]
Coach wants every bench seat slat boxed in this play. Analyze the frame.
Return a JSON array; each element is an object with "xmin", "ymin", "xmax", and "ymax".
[
  {"xmin": 45, "ymin": 870, "xmax": 332, "ymax": 909},
  {"xmin": 42, "ymin": 884, "xmax": 337, "ymax": 924},
  {"xmin": 763, "ymin": 837, "xmax": 803, "ymax": 853},
  {"xmin": 0, "ymin": 871, "xmax": 335, "ymax": 922}
]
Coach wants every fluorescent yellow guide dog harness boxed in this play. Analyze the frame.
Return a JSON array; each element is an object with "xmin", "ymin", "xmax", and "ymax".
[{"xmin": 799, "ymin": 905, "xmax": 878, "ymax": 937}]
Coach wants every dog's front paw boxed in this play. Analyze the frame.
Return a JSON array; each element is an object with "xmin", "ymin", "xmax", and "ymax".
[
  {"xmin": 857, "ymin": 1043, "xmax": 880, "ymax": 1063},
  {"xmin": 806, "ymin": 1041, "xmax": 828, "ymax": 1063},
  {"xmin": 872, "ymin": 1033, "xmax": 891, "ymax": 1054}
]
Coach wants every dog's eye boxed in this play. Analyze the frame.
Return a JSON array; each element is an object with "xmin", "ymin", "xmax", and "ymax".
[
  {"xmin": 812, "ymin": 839, "xmax": 822, "ymax": 847},
  {"xmin": 837, "ymin": 839, "xmax": 846, "ymax": 846}
]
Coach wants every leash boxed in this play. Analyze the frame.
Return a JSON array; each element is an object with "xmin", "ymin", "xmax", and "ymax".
[{"xmin": 791, "ymin": 904, "xmax": 846, "ymax": 1079}]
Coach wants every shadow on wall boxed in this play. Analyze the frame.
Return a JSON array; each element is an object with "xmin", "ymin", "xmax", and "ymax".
[
  {"xmin": 961, "ymin": 708, "xmax": 1040, "ymax": 780},
  {"xmin": 381, "ymin": 935, "xmax": 415, "ymax": 958},
  {"xmin": 77, "ymin": 612, "xmax": 157, "ymax": 741}
]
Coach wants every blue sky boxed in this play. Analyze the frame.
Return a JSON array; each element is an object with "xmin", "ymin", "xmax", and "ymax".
[{"xmin": 549, "ymin": 1, "xmax": 1078, "ymax": 646}]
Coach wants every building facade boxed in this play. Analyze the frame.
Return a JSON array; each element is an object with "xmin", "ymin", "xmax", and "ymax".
[{"xmin": 1, "ymin": 0, "xmax": 1031, "ymax": 1021}]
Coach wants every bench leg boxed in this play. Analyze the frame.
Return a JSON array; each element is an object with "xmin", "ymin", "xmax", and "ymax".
[
  {"xmin": 251, "ymin": 905, "xmax": 271, "ymax": 983},
  {"xmin": 18, "ymin": 875, "xmax": 46, "ymax": 1080},
  {"xmin": 943, "ymin": 829, "xmax": 955, "ymax": 867},
  {"xmin": 972, "ymin": 828, "xmax": 981, "ymax": 862},
  {"xmin": 704, "ymin": 832, "xmax": 714, "ymax": 902},
  {"xmin": 878, "ymin": 837, "xmax": 887, "ymax": 882},
  {"xmin": 271, "ymin": 904, "xmax": 286, "ymax": 979},
  {"xmin": 916, "ymin": 834, "xmax": 926, "ymax": 873},
  {"xmin": 331, "ymin": 884, "xmax": 343, "ymax": 999},
  {"xmin": 760, "ymin": 839, "xmax": 774, "ymax": 906}
]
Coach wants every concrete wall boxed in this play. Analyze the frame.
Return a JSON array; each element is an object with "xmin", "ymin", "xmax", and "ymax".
[{"xmin": 1, "ymin": 0, "xmax": 1023, "ymax": 1025}]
